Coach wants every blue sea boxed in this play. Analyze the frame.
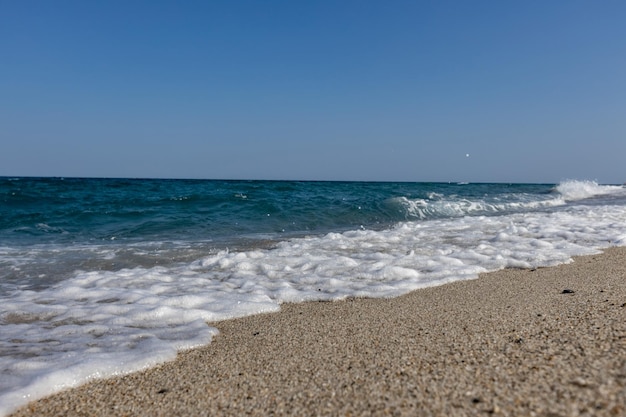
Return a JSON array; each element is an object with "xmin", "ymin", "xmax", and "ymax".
[{"xmin": 1, "ymin": 177, "xmax": 626, "ymax": 414}]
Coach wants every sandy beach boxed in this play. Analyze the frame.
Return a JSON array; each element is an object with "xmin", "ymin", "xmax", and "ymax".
[{"xmin": 10, "ymin": 247, "xmax": 626, "ymax": 416}]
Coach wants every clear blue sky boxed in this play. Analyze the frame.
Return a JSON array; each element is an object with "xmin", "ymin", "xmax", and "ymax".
[{"xmin": 1, "ymin": 1, "xmax": 625, "ymax": 183}]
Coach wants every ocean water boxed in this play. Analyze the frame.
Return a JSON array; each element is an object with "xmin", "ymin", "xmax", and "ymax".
[{"xmin": 1, "ymin": 177, "xmax": 626, "ymax": 415}]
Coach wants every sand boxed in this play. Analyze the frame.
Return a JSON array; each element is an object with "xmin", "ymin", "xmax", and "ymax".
[{"xmin": 10, "ymin": 247, "xmax": 626, "ymax": 416}]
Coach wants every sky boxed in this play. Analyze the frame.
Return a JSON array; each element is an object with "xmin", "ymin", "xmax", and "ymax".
[{"xmin": 1, "ymin": 1, "xmax": 625, "ymax": 183}]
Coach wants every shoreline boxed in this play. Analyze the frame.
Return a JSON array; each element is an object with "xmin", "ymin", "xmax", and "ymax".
[{"xmin": 10, "ymin": 247, "xmax": 626, "ymax": 416}]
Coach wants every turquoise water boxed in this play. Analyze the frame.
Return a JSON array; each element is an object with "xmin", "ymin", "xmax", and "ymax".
[
  {"xmin": 1, "ymin": 178, "xmax": 556, "ymax": 245},
  {"xmin": 1, "ymin": 177, "xmax": 626, "ymax": 415}
]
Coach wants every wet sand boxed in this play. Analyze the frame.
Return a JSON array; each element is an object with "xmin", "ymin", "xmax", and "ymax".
[{"xmin": 10, "ymin": 247, "xmax": 626, "ymax": 416}]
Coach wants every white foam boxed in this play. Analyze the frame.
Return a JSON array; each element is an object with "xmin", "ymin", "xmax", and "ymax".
[{"xmin": 2, "ymin": 201, "xmax": 626, "ymax": 415}]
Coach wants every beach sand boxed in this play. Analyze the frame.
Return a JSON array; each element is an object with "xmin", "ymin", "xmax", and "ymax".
[{"xmin": 10, "ymin": 247, "xmax": 626, "ymax": 416}]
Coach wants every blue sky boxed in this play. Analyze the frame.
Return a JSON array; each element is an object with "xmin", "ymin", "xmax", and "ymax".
[{"xmin": 1, "ymin": 1, "xmax": 625, "ymax": 183}]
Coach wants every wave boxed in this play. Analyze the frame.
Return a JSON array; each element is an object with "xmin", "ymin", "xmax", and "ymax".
[
  {"xmin": 388, "ymin": 196, "xmax": 563, "ymax": 220},
  {"xmin": 554, "ymin": 180, "xmax": 625, "ymax": 201},
  {"xmin": 389, "ymin": 180, "xmax": 625, "ymax": 220}
]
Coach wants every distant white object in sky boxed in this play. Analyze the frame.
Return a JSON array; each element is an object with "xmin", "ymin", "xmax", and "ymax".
[{"xmin": 466, "ymin": 153, "xmax": 470, "ymax": 157}]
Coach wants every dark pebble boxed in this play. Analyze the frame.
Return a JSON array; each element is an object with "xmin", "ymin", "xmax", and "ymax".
[{"xmin": 561, "ymin": 289, "xmax": 575, "ymax": 294}]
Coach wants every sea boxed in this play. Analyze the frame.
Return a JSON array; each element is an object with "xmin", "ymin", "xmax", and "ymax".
[{"xmin": 1, "ymin": 177, "xmax": 626, "ymax": 415}]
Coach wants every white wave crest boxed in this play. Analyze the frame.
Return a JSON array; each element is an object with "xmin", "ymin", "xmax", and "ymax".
[
  {"xmin": 555, "ymin": 180, "xmax": 624, "ymax": 201},
  {"xmin": 390, "ymin": 195, "xmax": 562, "ymax": 220}
]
